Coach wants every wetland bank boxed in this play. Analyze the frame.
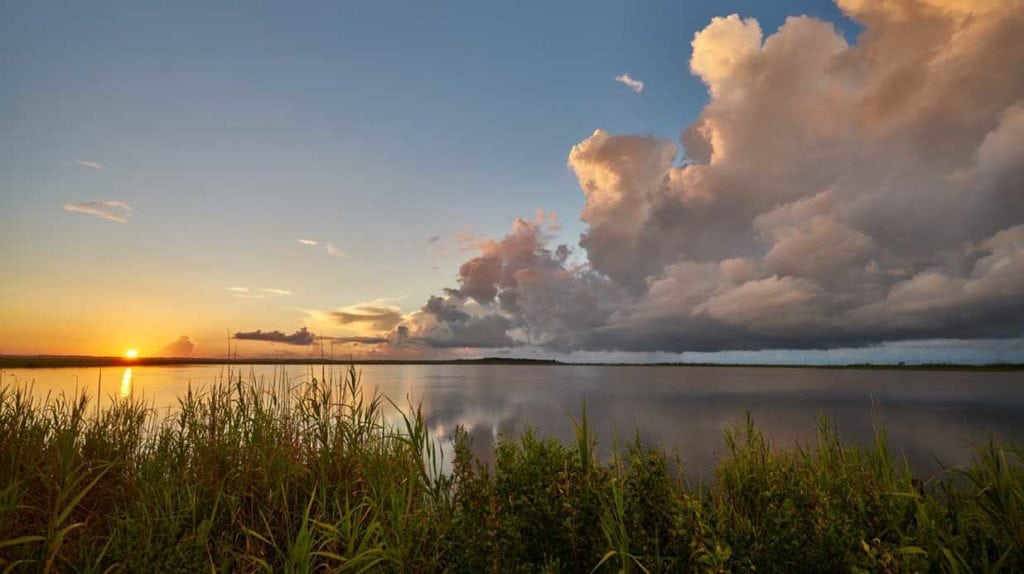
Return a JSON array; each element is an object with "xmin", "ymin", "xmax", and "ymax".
[{"xmin": 2, "ymin": 363, "xmax": 1024, "ymax": 571}]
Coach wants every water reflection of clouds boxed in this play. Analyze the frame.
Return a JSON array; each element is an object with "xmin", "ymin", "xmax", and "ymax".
[
  {"xmin": 402, "ymin": 366, "xmax": 1024, "ymax": 479},
  {"xmin": 8, "ymin": 364, "xmax": 1024, "ymax": 478}
]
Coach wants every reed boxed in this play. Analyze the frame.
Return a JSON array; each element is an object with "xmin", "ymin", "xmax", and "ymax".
[{"xmin": 1, "ymin": 367, "xmax": 1022, "ymax": 572}]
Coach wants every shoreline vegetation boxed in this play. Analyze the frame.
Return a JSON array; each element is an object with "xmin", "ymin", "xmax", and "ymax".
[
  {"xmin": 2, "ymin": 367, "xmax": 1023, "ymax": 572},
  {"xmin": 1, "ymin": 354, "xmax": 1021, "ymax": 371}
]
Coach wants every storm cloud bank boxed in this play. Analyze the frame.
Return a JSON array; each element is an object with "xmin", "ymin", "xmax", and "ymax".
[{"xmin": 394, "ymin": 0, "xmax": 1024, "ymax": 353}]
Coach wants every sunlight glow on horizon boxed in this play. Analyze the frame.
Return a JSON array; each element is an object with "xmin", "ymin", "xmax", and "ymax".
[{"xmin": 125, "ymin": 348, "xmax": 138, "ymax": 359}]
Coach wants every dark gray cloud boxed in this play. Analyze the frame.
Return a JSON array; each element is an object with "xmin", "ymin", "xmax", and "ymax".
[
  {"xmin": 326, "ymin": 335, "xmax": 390, "ymax": 345},
  {"xmin": 234, "ymin": 327, "xmax": 316, "ymax": 346},
  {"xmin": 382, "ymin": 0, "xmax": 1024, "ymax": 354},
  {"xmin": 399, "ymin": 295, "xmax": 516, "ymax": 349}
]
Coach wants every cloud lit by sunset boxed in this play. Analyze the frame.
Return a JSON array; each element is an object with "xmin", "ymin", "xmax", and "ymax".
[{"xmin": 1, "ymin": 0, "xmax": 1022, "ymax": 364}]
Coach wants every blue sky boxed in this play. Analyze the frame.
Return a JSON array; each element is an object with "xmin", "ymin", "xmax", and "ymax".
[{"xmin": 2, "ymin": 0, "xmax": 1021, "ymax": 363}]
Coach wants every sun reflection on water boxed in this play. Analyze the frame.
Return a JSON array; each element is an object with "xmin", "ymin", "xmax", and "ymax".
[{"xmin": 119, "ymin": 368, "xmax": 133, "ymax": 398}]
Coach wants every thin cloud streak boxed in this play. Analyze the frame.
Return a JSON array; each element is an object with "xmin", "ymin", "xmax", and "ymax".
[
  {"xmin": 298, "ymin": 237, "xmax": 346, "ymax": 258},
  {"xmin": 326, "ymin": 242, "xmax": 346, "ymax": 258},
  {"xmin": 260, "ymin": 288, "xmax": 293, "ymax": 296},
  {"xmin": 75, "ymin": 160, "xmax": 104, "ymax": 171},
  {"xmin": 234, "ymin": 327, "xmax": 316, "ymax": 346},
  {"xmin": 324, "ymin": 335, "xmax": 390, "ymax": 345},
  {"xmin": 615, "ymin": 73, "xmax": 644, "ymax": 93},
  {"xmin": 63, "ymin": 201, "xmax": 132, "ymax": 223}
]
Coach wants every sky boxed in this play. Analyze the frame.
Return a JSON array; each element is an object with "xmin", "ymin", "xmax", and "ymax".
[{"xmin": 1, "ymin": 0, "xmax": 1022, "ymax": 364}]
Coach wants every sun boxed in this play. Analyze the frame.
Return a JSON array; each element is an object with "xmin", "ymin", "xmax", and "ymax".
[{"xmin": 125, "ymin": 348, "xmax": 139, "ymax": 359}]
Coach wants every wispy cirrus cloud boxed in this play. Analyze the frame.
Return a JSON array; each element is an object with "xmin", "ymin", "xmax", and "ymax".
[
  {"xmin": 226, "ymin": 286, "xmax": 292, "ymax": 298},
  {"xmin": 63, "ymin": 201, "xmax": 132, "ymax": 223},
  {"xmin": 226, "ymin": 286, "xmax": 264, "ymax": 299},
  {"xmin": 297, "ymin": 237, "xmax": 347, "ymax": 258},
  {"xmin": 614, "ymin": 73, "xmax": 644, "ymax": 93},
  {"xmin": 75, "ymin": 160, "xmax": 104, "ymax": 171},
  {"xmin": 325, "ymin": 242, "xmax": 347, "ymax": 258}
]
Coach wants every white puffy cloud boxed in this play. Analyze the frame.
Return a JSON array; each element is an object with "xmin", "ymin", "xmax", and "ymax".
[{"xmin": 690, "ymin": 14, "xmax": 763, "ymax": 95}]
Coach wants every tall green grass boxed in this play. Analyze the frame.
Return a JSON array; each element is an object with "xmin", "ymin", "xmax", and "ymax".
[{"xmin": 1, "ymin": 367, "xmax": 1022, "ymax": 572}]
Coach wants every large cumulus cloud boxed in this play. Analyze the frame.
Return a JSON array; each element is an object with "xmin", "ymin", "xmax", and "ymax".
[
  {"xmin": 393, "ymin": 218, "xmax": 624, "ymax": 350},
  {"xmin": 389, "ymin": 0, "xmax": 1024, "ymax": 353}
]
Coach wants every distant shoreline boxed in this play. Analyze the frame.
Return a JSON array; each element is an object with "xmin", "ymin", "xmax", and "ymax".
[{"xmin": 0, "ymin": 355, "xmax": 1020, "ymax": 371}]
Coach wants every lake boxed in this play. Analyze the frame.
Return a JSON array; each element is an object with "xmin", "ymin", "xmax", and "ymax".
[{"xmin": 3, "ymin": 363, "xmax": 1023, "ymax": 478}]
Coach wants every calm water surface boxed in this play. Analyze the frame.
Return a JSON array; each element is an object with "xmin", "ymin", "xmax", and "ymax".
[{"xmin": 4, "ymin": 364, "xmax": 1023, "ymax": 478}]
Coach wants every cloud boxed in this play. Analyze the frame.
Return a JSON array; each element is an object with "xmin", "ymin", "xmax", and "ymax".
[
  {"xmin": 325, "ymin": 335, "xmax": 390, "ymax": 345},
  {"xmin": 226, "ymin": 286, "xmax": 291, "ymax": 298},
  {"xmin": 689, "ymin": 15, "xmax": 762, "ymax": 94},
  {"xmin": 331, "ymin": 304, "xmax": 404, "ymax": 332},
  {"xmin": 326, "ymin": 242, "xmax": 346, "ymax": 257},
  {"xmin": 389, "ymin": 215, "xmax": 617, "ymax": 350},
  {"xmin": 63, "ymin": 201, "xmax": 133, "ymax": 223},
  {"xmin": 298, "ymin": 238, "xmax": 347, "ymax": 258},
  {"xmin": 159, "ymin": 335, "xmax": 196, "ymax": 357},
  {"xmin": 75, "ymin": 160, "xmax": 104, "ymax": 171},
  {"xmin": 614, "ymin": 73, "xmax": 645, "ymax": 93},
  {"xmin": 233, "ymin": 327, "xmax": 316, "ymax": 346},
  {"xmin": 398, "ymin": 295, "xmax": 517, "ymax": 348},
  {"xmin": 374, "ymin": 0, "xmax": 1024, "ymax": 354}
]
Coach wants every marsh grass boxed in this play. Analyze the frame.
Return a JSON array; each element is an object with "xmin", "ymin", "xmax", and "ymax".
[{"xmin": 1, "ymin": 367, "xmax": 1022, "ymax": 572}]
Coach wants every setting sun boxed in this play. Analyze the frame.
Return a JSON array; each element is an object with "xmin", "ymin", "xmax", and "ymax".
[{"xmin": 125, "ymin": 348, "xmax": 138, "ymax": 359}]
